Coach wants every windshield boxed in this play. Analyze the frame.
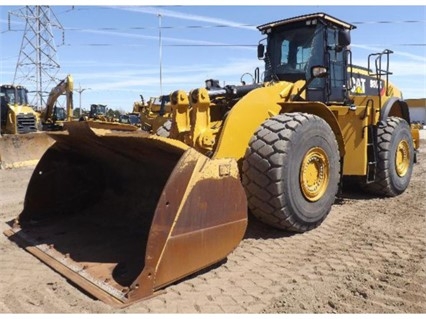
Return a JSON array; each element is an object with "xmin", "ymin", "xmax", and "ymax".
[
  {"xmin": 91, "ymin": 104, "xmax": 107, "ymax": 115},
  {"xmin": 278, "ymin": 29, "xmax": 314, "ymax": 72},
  {"xmin": 120, "ymin": 115, "xmax": 130, "ymax": 124},
  {"xmin": 17, "ymin": 87, "xmax": 28, "ymax": 105},
  {"xmin": 264, "ymin": 24, "xmax": 324, "ymax": 82},
  {"xmin": 3, "ymin": 88, "xmax": 16, "ymax": 104},
  {"xmin": 129, "ymin": 115, "xmax": 140, "ymax": 124},
  {"xmin": 55, "ymin": 107, "xmax": 66, "ymax": 121},
  {"xmin": 97, "ymin": 105, "xmax": 106, "ymax": 114}
]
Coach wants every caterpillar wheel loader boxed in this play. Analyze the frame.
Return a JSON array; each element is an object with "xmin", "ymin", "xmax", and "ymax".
[
  {"xmin": 4, "ymin": 12, "xmax": 419, "ymax": 306},
  {"xmin": 0, "ymin": 84, "xmax": 54, "ymax": 169},
  {"xmin": 137, "ymin": 94, "xmax": 173, "ymax": 134},
  {"xmin": 80, "ymin": 103, "xmax": 139, "ymax": 132}
]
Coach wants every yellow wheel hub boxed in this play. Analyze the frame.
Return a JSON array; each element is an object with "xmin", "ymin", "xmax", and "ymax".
[
  {"xmin": 300, "ymin": 147, "xmax": 330, "ymax": 202},
  {"xmin": 395, "ymin": 140, "xmax": 410, "ymax": 177}
]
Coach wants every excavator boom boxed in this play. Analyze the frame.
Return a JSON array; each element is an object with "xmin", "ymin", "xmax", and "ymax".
[{"xmin": 42, "ymin": 75, "xmax": 74, "ymax": 130}]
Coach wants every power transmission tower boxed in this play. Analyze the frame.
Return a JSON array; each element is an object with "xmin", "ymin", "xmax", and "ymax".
[{"xmin": 9, "ymin": 6, "xmax": 64, "ymax": 109}]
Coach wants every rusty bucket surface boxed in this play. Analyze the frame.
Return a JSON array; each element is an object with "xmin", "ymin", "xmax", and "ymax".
[{"xmin": 4, "ymin": 121, "xmax": 247, "ymax": 306}]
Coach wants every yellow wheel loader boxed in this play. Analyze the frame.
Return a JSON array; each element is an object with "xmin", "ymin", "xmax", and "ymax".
[
  {"xmin": 137, "ymin": 94, "xmax": 173, "ymax": 134},
  {"xmin": 4, "ymin": 12, "xmax": 419, "ymax": 305},
  {"xmin": 80, "ymin": 103, "xmax": 139, "ymax": 132},
  {"xmin": 1, "ymin": 84, "xmax": 38, "ymax": 134},
  {"xmin": 0, "ymin": 84, "xmax": 54, "ymax": 169}
]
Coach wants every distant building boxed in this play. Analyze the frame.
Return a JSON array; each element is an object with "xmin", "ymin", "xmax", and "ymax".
[{"xmin": 405, "ymin": 98, "xmax": 426, "ymax": 125}]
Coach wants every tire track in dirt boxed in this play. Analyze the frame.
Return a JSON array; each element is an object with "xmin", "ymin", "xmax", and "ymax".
[
  {"xmin": 0, "ymin": 140, "xmax": 425, "ymax": 313},
  {"xmin": 131, "ymin": 145, "xmax": 426, "ymax": 313},
  {"xmin": 0, "ymin": 168, "xmax": 30, "ymax": 226},
  {"xmin": 0, "ymin": 247, "xmax": 111, "ymax": 313},
  {"xmin": 262, "ymin": 146, "xmax": 426, "ymax": 313}
]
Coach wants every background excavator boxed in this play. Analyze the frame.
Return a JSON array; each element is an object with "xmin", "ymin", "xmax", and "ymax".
[
  {"xmin": 4, "ymin": 12, "xmax": 419, "ymax": 305},
  {"xmin": 41, "ymin": 74, "xmax": 74, "ymax": 131}
]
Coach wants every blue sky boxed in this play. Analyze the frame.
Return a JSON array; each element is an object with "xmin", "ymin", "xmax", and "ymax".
[{"xmin": 1, "ymin": 4, "xmax": 425, "ymax": 113}]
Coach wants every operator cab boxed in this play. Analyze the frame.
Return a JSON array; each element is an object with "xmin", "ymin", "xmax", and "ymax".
[
  {"xmin": 90, "ymin": 104, "xmax": 107, "ymax": 117},
  {"xmin": 53, "ymin": 107, "xmax": 66, "ymax": 121},
  {"xmin": 0, "ymin": 86, "xmax": 14, "ymax": 128},
  {"xmin": 257, "ymin": 12, "xmax": 355, "ymax": 104},
  {"xmin": 1, "ymin": 85, "xmax": 29, "ymax": 127}
]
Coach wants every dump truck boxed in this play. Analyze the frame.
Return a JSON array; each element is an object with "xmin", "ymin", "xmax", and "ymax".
[
  {"xmin": 4, "ymin": 12, "xmax": 419, "ymax": 305},
  {"xmin": 0, "ymin": 84, "xmax": 54, "ymax": 168}
]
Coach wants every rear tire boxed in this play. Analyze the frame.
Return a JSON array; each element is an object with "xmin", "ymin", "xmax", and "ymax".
[
  {"xmin": 242, "ymin": 113, "xmax": 341, "ymax": 232},
  {"xmin": 362, "ymin": 117, "xmax": 414, "ymax": 197}
]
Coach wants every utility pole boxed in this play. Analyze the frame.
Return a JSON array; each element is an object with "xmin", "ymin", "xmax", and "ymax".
[
  {"xmin": 158, "ymin": 13, "xmax": 163, "ymax": 97},
  {"xmin": 9, "ymin": 6, "xmax": 64, "ymax": 110},
  {"xmin": 75, "ymin": 84, "xmax": 91, "ymax": 118}
]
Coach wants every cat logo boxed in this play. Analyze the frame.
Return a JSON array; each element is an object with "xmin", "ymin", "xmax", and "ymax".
[{"xmin": 351, "ymin": 77, "xmax": 366, "ymax": 94}]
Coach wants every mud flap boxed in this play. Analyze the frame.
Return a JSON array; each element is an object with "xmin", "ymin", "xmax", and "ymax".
[{"xmin": 4, "ymin": 121, "xmax": 247, "ymax": 306}]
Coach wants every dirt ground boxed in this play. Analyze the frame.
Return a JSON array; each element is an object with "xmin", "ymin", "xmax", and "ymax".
[{"xmin": 0, "ymin": 132, "xmax": 425, "ymax": 314}]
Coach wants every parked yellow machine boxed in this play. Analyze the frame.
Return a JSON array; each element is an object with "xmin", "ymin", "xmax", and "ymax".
[
  {"xmin": 4, "ymin": 12, "xmax": 419, "ymax": 305},
  {"xmin": 136, "ymin": 94, "xmax": 172, "ymax": 134},
  {"xmin": 80, "ymin": 103, "xmax": 139, "ymax": 131},
  {"xmin": 0, "ymin": 84, "xmax": 54, "ymax": 169},
  {"xmin": 1, "ymin": 84, "xmax": 38, "ymax": 134},
  {"xmin": 118, "ymin": 113, "xmax": 142, "ymax": 127},
  {"xmin": 40, "ymin": 74, "xmax": 74, "ymax": 131}
]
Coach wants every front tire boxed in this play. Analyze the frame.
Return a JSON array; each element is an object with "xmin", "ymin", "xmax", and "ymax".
[{"xmin": 242, "ymin": 113, "xmax": 341, "ymax": 232}]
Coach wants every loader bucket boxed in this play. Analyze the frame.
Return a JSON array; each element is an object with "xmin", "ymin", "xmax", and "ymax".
[
  {"xmin": 0, "ymin": 132, "xmax": 55, "ymax": 169},
  {"xmin": 4, "ymin": 121, "xmax": 247, "ymax": 306}
]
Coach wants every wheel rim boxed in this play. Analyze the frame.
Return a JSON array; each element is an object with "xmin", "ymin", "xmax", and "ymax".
[
  {"xmin": 395, "ymin": 139, "xmax": 410, "ymax": 177},
  {"xmin": 300, "ymin": 147, "xmax": 330, "ymax": 202}
]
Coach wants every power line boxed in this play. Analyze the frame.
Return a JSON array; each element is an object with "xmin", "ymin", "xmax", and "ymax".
[
  {"xmin": 52, "ymin": 18, "xmax": 426, "ymax": 31},
  {"xmin": 4, "ymin": 20, "xmax": 426, "ymax": 33},
  {"xmin": 352, "ymin": 19, "xmax": 426, "ymax": 24},
  {"xmin": 61, "ymin": 43, "xmax": 426, "ymax": 47}
]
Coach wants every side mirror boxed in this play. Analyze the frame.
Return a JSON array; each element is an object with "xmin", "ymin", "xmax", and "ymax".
[
  {"xmin": 257, "ymin": 44, "xmax": 265, "ymax": 60},
  {"xmin": 291, "ymin": 66, "xmax": 328, "ymax": 102},
  {"xmin": 338, "ymin": 29, "xmax": 351, "ymax": 47},
  {"xmin": 311, "ymin": 66, "xmax": 328, "ymax": 78}
]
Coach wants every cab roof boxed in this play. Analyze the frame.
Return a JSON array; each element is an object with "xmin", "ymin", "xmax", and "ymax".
[{"xmin": 257, "ymin": 12, "xmax": 356, "ymax": 33}]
